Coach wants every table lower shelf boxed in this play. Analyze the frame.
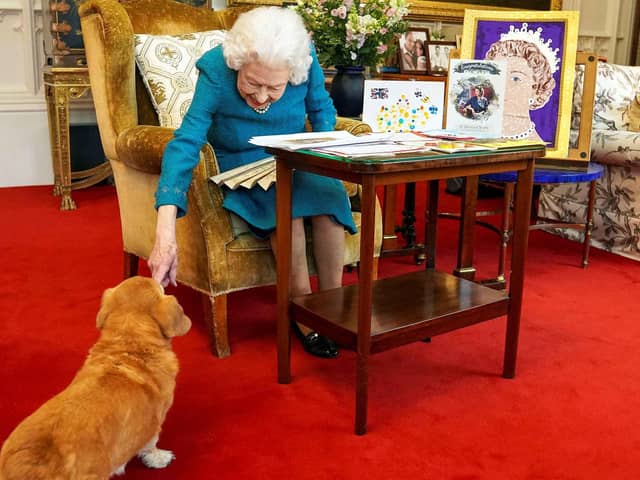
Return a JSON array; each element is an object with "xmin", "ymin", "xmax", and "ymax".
[{"xmin": 291, "ymin": 270, "xmax": 509, "ymax": 354}]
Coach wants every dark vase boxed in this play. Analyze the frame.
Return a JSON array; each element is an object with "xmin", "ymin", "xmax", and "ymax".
[{"xmin": 329, "ymin": 65, "xmax": 366, "ymax": 117}]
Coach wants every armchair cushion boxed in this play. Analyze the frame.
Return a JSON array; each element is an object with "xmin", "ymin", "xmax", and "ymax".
[
  {"xmin": 626, "ymin": 93, "xmax": 640, "ymax": 133},
  {"xmin": 592, "ymin": 63, "xmax": 640, "ymax": 131},
  {"xmin": 133, "ymin": 29, "xmax": 226, "ymax": 128}
]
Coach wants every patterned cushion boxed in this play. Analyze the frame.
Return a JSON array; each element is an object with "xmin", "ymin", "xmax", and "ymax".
[
  {"xmin": 133, "ymin": 30, "xmax": 226, "ymax": 128},
  {"xmin": 592, "ymin": 63, "xmax": 640, "ymax": 131},
  {"xmin": 626, "ymin": 93, "xmax": 640, "ymax": 132},
  {"xmin": 591, "ymin": 130, "xmax": 640, "ymax": 168}
]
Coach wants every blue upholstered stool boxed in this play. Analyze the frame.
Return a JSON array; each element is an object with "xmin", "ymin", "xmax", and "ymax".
[{"xmin": 479, "ymin": 162, "xmax": 605, "ymax": 283}]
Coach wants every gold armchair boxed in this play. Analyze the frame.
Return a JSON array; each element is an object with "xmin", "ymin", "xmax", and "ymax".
[{"xmin": 78, "ymin": 0, "xmax": 382, "ymax": 358}]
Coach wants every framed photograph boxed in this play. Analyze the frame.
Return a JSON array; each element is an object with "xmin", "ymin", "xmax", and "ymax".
[
  {"xmin": 460, "ymin": 9, "xmax": 579, "ymax": 158},
  {"xmin": 426, "ymin": 41, "xmax": 455, "ymax": 75},
  {"xmin": 399, "ymin": 29, "xmax": 430, "ymax": 74}
]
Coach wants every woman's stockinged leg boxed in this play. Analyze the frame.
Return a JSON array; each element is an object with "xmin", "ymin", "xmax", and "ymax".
[
  {"xmin": 269, "ymin": 217, "xmax": 311, "ymax": 298},
  {"xmin": 270, "ymin": 215, "xmax": 340, "ymax": 358},
  {"xmin": 311, "ymin": 215, "xmax": 345, "ymax": 291}
]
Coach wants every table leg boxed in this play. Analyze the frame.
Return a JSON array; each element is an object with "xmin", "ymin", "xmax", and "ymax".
[
  {"xmin": 503, "ymin": 160, "xmax": 535, "ymax": 379},
  {"xmin": 46, "ymin": 83, "xmax": 76, "ymax": 210},
  {"xmin": 382, "ymin": 185, "xmax": 398, "ymax": 251},
  {"xmin": 276, "ymin": 160, "xmax": 293, "ymax": 384},
  {"xmin": 582, "ymin": 179, "xmax": 597, "ymax": 268},
  {"xmin": 44, "ymin": 84, "xmax": 62, "ymax": 197},
  {"xmin": 497, "ymin": 182, "xmax": 515, "ymax": 284},
  {"xmin": 454, "ymin": 175, "xmax": 479, "ymax": 280},
  {"xmin": 424, "ymin": 179, "xmax": 439, "ymax": 269},
  {"xmin": 380, "ymin": 184, "xmax": 425, "ymax": 262},
  {"xmin": 355, "ymin": 175, "xmax": 377, "ymax": 436}
]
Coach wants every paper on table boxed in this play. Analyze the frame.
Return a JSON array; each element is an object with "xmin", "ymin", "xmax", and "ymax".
[
  {"xmin": 249, "ymin": 131, "xmax": 394, "ymax": 151},
  {"xmin": 312, "ymin": 142, "xmax": 432, "ymax": 158},
  {"xmin": 430, "ymin": 143, "xmax": 496, "ymax": 154}
]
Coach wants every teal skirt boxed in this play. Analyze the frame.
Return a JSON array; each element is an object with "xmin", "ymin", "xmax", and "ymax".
[{"xmin": 222, "ymin": 171, "xmax": 357, "ymax": 239}]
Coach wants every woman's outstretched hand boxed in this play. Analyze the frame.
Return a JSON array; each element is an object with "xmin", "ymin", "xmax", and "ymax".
[{"xmin": 148, "ymin": 205, "xmax": 178, "ymax": 287}]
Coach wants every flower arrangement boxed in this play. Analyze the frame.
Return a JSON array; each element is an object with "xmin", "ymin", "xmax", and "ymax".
[{"xmin": 294, "ymin": 0, "xmax": 410, "ymax": 68}]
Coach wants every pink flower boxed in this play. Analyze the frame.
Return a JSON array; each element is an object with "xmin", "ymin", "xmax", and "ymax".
[
  {"xmin": 380, "ymin": 27, "xmax": 387, "ymax": 34},
  {"xmin": 377, "ymin": 44, "xmax": 387, "ymax": 54},
  {"xmin": 386, "ymin": 8, "xmax": 396, "ymax": 16}
]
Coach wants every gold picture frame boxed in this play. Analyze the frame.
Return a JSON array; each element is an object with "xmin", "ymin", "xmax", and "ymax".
[
  {"xmin": 460, "ymin": 9, "xmax": 579, "ymax": 159},
  {"xmin": 226, "ymin": 1, "xmax": 563, "ymax": 22},
  {"xmin": 227, "ymin": 0, "xmax": 287, "ymax": 5},
  {"xmin": 407, "ymin": 1, "xmax": 563, "ymax": 22}
]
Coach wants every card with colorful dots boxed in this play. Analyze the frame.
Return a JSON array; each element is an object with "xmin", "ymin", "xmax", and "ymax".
[{"xmin": 362, "ymin": 80, "xmax": 445, "ymax": 134}]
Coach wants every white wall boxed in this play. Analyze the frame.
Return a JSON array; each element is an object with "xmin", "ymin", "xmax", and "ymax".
[
  {"xmin": 0, "ymin": 0, "xmax": 49, "ymax": 187},
  {"xmin": 1, "ymin": 0, "xmax": 636, "ymax": 187},
  {"xmin": 564, "ymin": 0, "xmax": 637, "ymax": 64}
]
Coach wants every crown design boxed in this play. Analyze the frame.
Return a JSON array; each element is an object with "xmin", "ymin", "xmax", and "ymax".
[{"xmin": 499, "ymin": 23, "xmax": 560, "ymax": 73}]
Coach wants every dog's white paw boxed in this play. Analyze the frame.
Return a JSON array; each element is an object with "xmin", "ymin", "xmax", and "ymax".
[
  {"xmin": 139, "ymin": 448, "xmax": 175, "ymax": 469},
  {"xmin": 111, "ymin": 463, "xmax": 127, "ymax": 476}
]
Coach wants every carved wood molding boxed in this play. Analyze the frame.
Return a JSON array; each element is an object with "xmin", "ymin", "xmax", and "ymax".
[
  {"xmin": 408, "ymin": 1, "xmax": 563, "ymax": 23},
  {"xmin": 226, "ymin": 0, "xmax": 563, "ymax": 23}
]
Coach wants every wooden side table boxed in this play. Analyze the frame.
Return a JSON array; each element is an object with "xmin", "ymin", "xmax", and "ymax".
[
  {"xmin": 43, "ymin": 66, "xmax": 112, "ymax": 210},
  {"xmin": 272, "ymin": 144, "xmax": 543, "ymax": 435}
]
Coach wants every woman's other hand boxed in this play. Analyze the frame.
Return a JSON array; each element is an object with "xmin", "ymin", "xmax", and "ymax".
[{"xmin": 149, "ymin": 205, "xmax": 178, "ymax": 287}]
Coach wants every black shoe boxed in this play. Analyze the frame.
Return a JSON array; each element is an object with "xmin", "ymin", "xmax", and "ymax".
[{"xmin": 291, "ymin": 322, "xmax": 338, "ymax": 358}]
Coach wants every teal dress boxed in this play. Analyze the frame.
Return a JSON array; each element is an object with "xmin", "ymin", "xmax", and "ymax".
[{"xmin": 155, "ymin": 46, "xmax": 356, "ymax": 238}]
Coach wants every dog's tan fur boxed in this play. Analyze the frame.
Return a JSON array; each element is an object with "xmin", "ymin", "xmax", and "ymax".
[{"xmin": 0, "ymin": 276, "xmax": 191, "ymax": 480}]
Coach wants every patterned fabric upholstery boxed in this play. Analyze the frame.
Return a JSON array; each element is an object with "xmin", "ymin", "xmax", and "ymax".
[
  {"xmin": 538, "ymin": 62, "xmax": 640, "ymax": 262},
  {"xmin": 134, "ymin": 30, "xmax": 226, "ymax": 128}
]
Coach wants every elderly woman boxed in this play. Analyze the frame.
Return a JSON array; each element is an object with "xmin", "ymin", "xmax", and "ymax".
[
  {"xmin": 149, "ymin": 7, "xmax": 353, "ymax": 358},
  {"xmin": 485, "ymin": 38, "xmax": 556, "ymax": 141}
]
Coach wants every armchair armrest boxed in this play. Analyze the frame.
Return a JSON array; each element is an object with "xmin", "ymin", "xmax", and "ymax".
[
  {"xmin": 116, "ymin": 125, "xmax": 233, "ymax": 237},
  {"xmin": 335, "ymin": 116, "xmax": 372, "ymax": 135},
  {"xmin": 116, "ymin": 125, "xmax": 174, "ymax": 174},
  {"xmin": 115, "ymin": 125, "xmax": 235, "ymax": 274}
]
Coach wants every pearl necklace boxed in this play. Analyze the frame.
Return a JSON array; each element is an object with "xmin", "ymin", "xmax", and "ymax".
[
  {"xmin": 253, "ymin": 102, "xmax": 271, "ymax": 114},
  {"xmin": 502, "ymin": 122, "xmax": 536, "ymax": 140}
]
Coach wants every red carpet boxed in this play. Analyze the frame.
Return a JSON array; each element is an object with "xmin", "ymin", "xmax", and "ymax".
[{"xmin": 1, "ymin": 184, "xmax": 639, "ymax": 479}]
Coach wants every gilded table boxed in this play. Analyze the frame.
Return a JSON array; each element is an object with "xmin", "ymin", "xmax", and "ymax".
[{"xmin": 43, "ymin": 66, "xmax": 111, "ymax": 210}]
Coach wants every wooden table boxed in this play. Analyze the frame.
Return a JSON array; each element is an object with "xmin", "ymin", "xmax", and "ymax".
[{"xmin": 271, "ymin": 144, "xmax": 544, "ymax": 435}]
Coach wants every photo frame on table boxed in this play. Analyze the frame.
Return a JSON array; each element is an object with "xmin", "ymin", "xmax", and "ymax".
[
  {"xmin": 460, "ymin": 9, "xmax": 579, "ymax": 158},
  {"xmin": 399, "ymin": 29, "xmax": 430, "ymax": 75},
  {"xmin": 426, "ymin": 41, "xmax": 456, "ymax": 75}
]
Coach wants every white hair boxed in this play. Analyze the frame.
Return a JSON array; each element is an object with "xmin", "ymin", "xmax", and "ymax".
[{"xmin": 223, "ymin": 7, "xmax": 312, "ymax": 85}]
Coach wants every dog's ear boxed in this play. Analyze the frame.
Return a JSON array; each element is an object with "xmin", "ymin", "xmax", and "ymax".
[
  {"xmin": 96, "ymin": 287, "xmax": 115, "ymax": 329},
  {"xmin": 151, "ymin": 295, "xmax": 192, "ymax": 338}
]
